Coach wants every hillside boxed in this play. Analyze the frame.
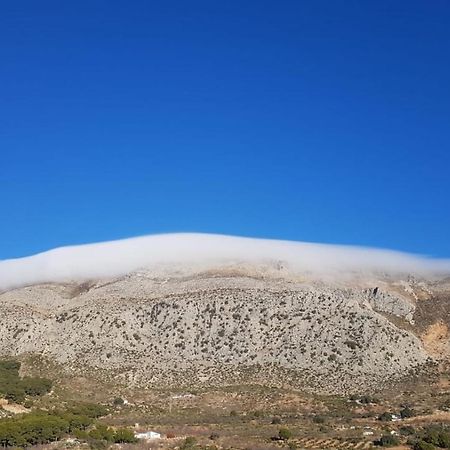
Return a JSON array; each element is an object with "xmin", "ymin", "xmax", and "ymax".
[{"xmin": 1, "ymin": 259, "xmax": 449, "ymax": 395}]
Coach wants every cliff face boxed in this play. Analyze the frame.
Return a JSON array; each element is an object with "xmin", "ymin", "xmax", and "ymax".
[{"xmin": 0, "ymin": 266, "xmax": 448, "ymax": 394}]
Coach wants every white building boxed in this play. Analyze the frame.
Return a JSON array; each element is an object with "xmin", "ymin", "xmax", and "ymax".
[{"xmin": 135, "ymin": 431, "xmax": 162, "ymax": 440}]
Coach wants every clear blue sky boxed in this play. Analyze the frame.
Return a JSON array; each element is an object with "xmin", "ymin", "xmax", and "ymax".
[{"xmin": 1, "ymin": 1, "xmax": 450, "ymax": 259}]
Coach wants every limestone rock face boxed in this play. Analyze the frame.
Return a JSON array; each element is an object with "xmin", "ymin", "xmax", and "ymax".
[{"xmin": 0, "ymin": 265, "xmax": 448, "ymax": 394}]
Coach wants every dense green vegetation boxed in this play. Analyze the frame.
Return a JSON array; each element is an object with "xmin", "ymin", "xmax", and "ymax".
[
  {"xmin": 415, "ymin": 425, "xmax": 450, "ymax": 450},
  {"xmin": 74, "ymin": 423, "xmax": 137, "ymax": 447},
  {"xmin": 2, "ymin": 358, "xmax": 450, "ymax": 450},
  {"xmin": 400, "ymin": 425, "xmax": 450, "ymax": 450},
  {"xmin": 0, "ymin": 359, "xmax": 52, "ymax": 403},
  {"xmin": 0, "ymin": 408, "xmax": 137, "ymax": 447},
  {"xmin": 0, "ymin": 412, "xmax": 70, "ymax": 446},
  {"xmin": 0, "ymin": 359, "xmax": 136, "ymax": 448}
]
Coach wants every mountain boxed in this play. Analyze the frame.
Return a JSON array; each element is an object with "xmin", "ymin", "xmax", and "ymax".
[{"xmin": 0, "ymin": 234, "xmax": 449, "ymax": 395}]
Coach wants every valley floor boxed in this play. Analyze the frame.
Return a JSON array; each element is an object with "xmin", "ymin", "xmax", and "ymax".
[{"xmin": 2, "ymin": 356, "xmax": 450, "ymax": 450}]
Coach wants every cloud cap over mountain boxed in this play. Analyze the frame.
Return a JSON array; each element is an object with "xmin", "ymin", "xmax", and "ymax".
[{"xmin": 1, "ymin": 233, "xmax": 450, "ymax": 291}]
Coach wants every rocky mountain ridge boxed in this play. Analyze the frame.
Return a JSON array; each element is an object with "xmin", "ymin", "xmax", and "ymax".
[{"xmin": 0, "ymin": 264, "xmax": 448, "ymax": 394}]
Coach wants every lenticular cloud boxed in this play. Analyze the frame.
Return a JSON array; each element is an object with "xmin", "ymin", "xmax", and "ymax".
[{"xmin": 0, "ymin": 233, "xmax": 449, "ymax": 291}]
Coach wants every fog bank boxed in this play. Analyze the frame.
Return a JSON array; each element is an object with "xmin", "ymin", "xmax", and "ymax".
[{"xmin": 1, "ymin": 233, "xmax": 450, "ymax": 291}]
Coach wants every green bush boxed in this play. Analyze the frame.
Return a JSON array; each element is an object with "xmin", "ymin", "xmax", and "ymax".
[
  {"xmin": 113, "ymin": 428, "xmax": 137, "ymax": 443},
  {"xmin": 113, "ymin": 397, "xmax": 124, "ymax": 406},
  {"xmin": 400, "ymin": 406, "xmax": 416, "ymax": 419},
  {"xmin": 64, "ymin": 413, "xmax": 92, "ymax": 432},
  {"xmin": 379, "ymin": 412, "xmax": 393, "ymax": 422},
  {"xmin": 73, "ymin": 429, "xmax": 89, "ymax": 440},
  {"xmin": 438, "ymin": 433, "xmax": 450, "ymax": 449},
  {"xmin": 413, "ymin": 440, "xmax": 436, "ymax": 450},
  {"xmin": 399, "ymin": 426, "xmax": 416, "ymax": 436},
  {"xmin": 378, "ymin": 434, "xmax": 399, "ymax": 447},
  {"xmin": 313, "ymin": 415, "xmax": 326, "ymax": 424},
  {"xmin": 68, "ymin": 403, "xmax": 108, "ymax": 418},
  {"xmin": 181, "ymin": 436, "xmax": 197, "ymax": 449},
  {"xmin": 278, "ymin": 427, "xmax": 293, "ymax": 440}
]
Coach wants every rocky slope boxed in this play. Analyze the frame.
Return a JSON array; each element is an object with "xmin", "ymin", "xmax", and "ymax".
[{"xmin": 0, "ymin": 263, "xmax": 448, "ymax": 395}]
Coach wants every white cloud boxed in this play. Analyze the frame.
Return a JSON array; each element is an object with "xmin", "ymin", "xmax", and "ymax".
[{"xmin": 0, "ymin": 233, "xmax": 449, "ymax": 291}]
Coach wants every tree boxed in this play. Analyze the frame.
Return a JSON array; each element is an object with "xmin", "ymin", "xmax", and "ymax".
[
  {"xmin": 113, "ymin": 397, "xmax": 124, "ymax": 406},
  {"xmin": 379, "ymin": 412, "xmax": 393, "ymax": 422},
  {"xmin": 378, "ymin": 434, "xmax": 400, "ymax": 447},
  {"xmin": 400, "ymin": 406, "xmax": 415, "ymax": 419}
]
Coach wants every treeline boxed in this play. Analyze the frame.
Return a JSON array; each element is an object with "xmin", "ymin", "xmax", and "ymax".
[
  {"xmin": 0, "ymin": 359, "xmax": 52, "ymax": 403},
  {"xmin": 0, "ymin": 403, "xmax": 136, "ymax": 447},
  {"xmin": 0, "ymin": 359, "xmax": 137, "ymax": 448}
]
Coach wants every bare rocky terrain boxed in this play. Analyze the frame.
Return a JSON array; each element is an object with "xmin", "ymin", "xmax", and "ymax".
[{"xmin": 0, "ymin": 263, "xmax": 449, "ymax": 395}]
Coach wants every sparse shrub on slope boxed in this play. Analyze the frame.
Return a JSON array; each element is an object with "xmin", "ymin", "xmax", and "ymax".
[
  {"xmin": 376, "ymin": 434, "xmax": 400, "ymax": 447},
  {"xmin": 400, "ymin": 406, "xmax": 416, "ymax": 419},
  {"xmin": 181, "ymin": 436, "xmax": 197, "ymax": 449},
  {"xmin": 113, "ymin": 396, "xmax": 124, "ymax": 406},
  {"xmin": 278, "ymin": 427, "xmax": 293, "ymax": 440},
  {"xmin": 379, "ymin": 412, "xmax": 393, "ymax": 422}
]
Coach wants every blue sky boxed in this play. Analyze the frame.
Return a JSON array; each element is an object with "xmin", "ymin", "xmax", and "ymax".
[{"xmin": 1, "ymin": 1, "xmax": 449, "ymax": 259}]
